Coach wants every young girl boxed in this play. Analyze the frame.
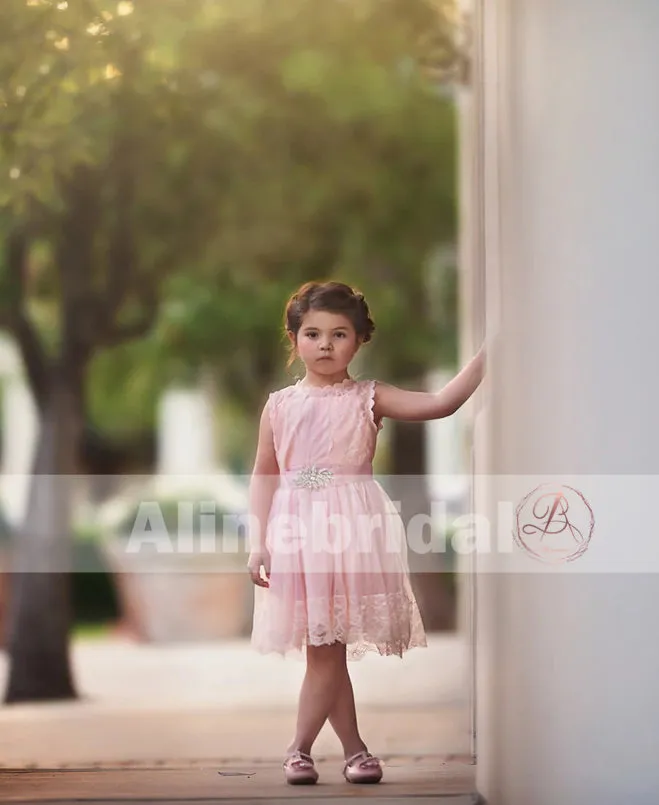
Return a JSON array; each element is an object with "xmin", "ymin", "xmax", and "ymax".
[{"xmin": 247, "ymin": 281, "xmax": 484, "ymax": 786}]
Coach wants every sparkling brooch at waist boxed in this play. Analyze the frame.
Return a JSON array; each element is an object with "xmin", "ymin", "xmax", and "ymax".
[{"xmin": 293, "ymin": 465, "xmax": 334, "ymax": 489}]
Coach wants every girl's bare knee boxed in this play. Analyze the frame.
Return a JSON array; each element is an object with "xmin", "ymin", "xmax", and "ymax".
[{"xmin": 306, "ymin": 642, "xmax": 347, "ymax": 673}]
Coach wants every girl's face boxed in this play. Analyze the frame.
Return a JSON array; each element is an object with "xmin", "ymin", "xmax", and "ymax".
[{"xmin": 289, "ymin": 309, "xmax": 361, "ymax": 377}]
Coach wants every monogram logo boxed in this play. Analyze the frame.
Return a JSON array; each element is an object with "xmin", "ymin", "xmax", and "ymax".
[{"xmin": 514, "ymin": 484, "xmax": 594, "ymax": 563}]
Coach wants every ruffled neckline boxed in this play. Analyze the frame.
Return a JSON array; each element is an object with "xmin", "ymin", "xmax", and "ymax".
[{"xmin": 294, "ymin": 377, "xmax": 357, "ymax": 396}]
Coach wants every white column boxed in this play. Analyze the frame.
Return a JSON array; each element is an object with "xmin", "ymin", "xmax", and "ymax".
[
  {"xmin": 156, "ymin": 385, "xmax": 216, "ymax": 477},
  {"xmin": 0, "ymin": 336, "xmax": 38, "ymax": 526},
  {"xmin": 476, "ymin": 1, "xmax": 659, "ymax": 804}
]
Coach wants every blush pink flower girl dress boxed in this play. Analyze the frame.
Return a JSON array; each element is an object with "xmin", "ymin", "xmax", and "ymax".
[{"xmin": 251, "ymin": 378, "xmax": 427, "ymax": 660}]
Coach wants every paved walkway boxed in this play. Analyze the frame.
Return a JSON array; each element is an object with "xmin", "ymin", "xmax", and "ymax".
[
  {"xmin": 0, "ymin": 758, "xmax": 474, "ymax": 805},
  {"xmin": 0, "ymin": 704, "xmax": 469, "ymax": 766},
  {"xmin": 1, "ymin": 633, "xmax": 468, "ymax": 710},
  {"xmin": 1, "ymin": 762, "xmax": 477, "ymax": 803},
  {"xmin": 0, "ymin": 634, "xmax": 476, "ymax": 801}
]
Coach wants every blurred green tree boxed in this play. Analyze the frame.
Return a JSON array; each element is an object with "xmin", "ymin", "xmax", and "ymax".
[
  {"xmin": 159, "ymin": 0, "xmax": 460, "ymax": 422},
  {"xmin": 0, "ymin": 0, "xmax": 462, "ymax": 701},
  {"xmin": 0, "ymin": 0, "xmax": 223, "ymax": 702}
]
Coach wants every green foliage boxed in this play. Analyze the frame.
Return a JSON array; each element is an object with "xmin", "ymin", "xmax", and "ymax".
[
  {"xmin": 0, "ymin": 504, "xmax": 12, "ymax": 546},
  {"xmin": 86, "ymin": 334, "xmax": 168, "ymax": 434},
  {"xmin": 1, "ymin": 0, "xmax": 462, "ymax": 432},
  {"xmin": 70, "ymin": 525, "xmax": 119, "ymax": 623},
  {"xmin": 157, "ymin": 0, "xmax": 461, "ymax": 409}
]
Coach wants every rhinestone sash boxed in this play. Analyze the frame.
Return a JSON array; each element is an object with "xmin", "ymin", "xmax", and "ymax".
[{"xmin": 281, "ymin": 462, "xmax": 373, "ymax": 490}]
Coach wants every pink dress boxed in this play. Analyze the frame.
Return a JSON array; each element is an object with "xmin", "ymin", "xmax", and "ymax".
[{"xmin": 251, "ymin": 377, "xmax": 427, "ymax": 660}]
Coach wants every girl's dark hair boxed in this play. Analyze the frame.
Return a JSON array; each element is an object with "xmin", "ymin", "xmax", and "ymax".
[{"xmin": 284, "ymin": 281, "xmax": 375, "ymax": 368}]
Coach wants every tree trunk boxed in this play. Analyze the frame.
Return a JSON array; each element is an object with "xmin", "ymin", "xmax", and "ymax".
[
  {"xmin": 4, "ymin": 378, "xmax": 82, "ymax": 703},
  {"xmin": 389, "ymin": 417, "xmax": 455, "ymax": 632}
]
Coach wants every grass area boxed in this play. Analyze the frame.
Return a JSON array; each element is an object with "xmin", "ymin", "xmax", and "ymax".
[{"xmin": 73, "ymin": 622, "xmax": 113, "ymax": 640}]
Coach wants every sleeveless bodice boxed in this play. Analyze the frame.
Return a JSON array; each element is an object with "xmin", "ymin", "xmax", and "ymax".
[{"xmin": 267, "ymin": 378, "xmax": 381, "ymax": 472}]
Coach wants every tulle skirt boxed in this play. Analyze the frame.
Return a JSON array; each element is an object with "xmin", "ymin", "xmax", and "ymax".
[{"xmin": 251, "ymin": 477, "xmax": 427, "ymax": 660}]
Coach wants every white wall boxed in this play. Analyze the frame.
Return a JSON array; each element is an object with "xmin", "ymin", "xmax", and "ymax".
[{"xmin": 475, "ymin": 1, "xmax": 659, "ymax": 803}]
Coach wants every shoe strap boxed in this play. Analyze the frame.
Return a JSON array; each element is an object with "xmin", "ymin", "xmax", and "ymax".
[
  {"xmin": 344, "ymin": 750, "xmax": 381, "ymax": 770},
  {"xmin": 285, "ymin": 751, "xmax": 314, "ymax": 769}
]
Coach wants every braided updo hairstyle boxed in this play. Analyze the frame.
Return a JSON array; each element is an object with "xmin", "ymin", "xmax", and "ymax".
[{"xmin": 284, "ymin": 281, "xmax": 375, "ymax": 368}]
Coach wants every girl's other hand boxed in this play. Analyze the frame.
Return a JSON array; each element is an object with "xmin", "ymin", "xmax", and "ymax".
[{"xmin": 247, "ymin": 549, "xmax": 271, "ymax": 588}]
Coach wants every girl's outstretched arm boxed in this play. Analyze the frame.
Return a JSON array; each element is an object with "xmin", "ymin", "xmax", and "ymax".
[
  {"xmin": 247, "ymin": 400, "xmax": 280, "ymax": 588},
  {"xmin": 374, "ymin": 347, "xmax": 485, "ymax": 422}
]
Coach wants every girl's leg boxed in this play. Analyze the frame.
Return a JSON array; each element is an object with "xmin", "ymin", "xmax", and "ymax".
[
  {"xmin": 286, "ymin": 642, "xmax": 345, "ymax": 756},
  {"xmin": 327, "ymin": 651, "xmax": 368, "ymax": 759}
]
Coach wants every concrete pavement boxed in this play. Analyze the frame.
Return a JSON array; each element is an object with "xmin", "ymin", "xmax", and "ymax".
[
  {"xmin": 0, "ymin": 633, "xmax": 468, "ymax": 710},
  {"xmin": 0, "ymin": 634, "xmax": 476, "ymax": 800},
  {"xmin": 1, "ymin": 760, "xmax": 476, "ymax": 803},
  {"xmin": 0, "ymin": 703, "xmax": 469, "ymax": 767},
  {"xmin": 0, "ymin": 634, "xmax": 471, "ymax": 765}
]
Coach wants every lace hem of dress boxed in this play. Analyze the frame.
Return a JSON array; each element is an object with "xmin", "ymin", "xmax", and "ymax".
[{"xmin": 252, "ymin": 591, "xmax": 427, "ymax": 661}]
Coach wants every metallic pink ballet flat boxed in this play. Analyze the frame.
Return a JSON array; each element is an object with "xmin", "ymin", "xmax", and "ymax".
[
  {"xmin": 283, "ymin": 751, "xmax": 319, "ymax": 785},
  {"xmin": 343, "ymin": 750, "xmax": 383, "ymax": 784}
]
